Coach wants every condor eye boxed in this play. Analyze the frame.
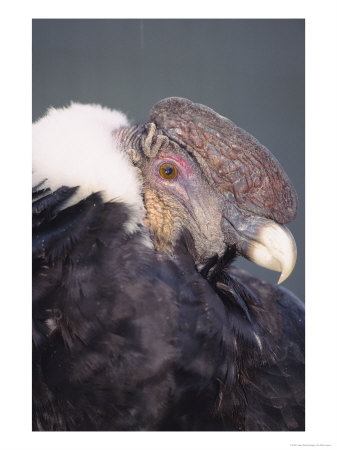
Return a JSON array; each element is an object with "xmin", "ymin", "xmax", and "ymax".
[{"xmin": 159, "ymin": 163, "xmax": 178, "ymax": 180}]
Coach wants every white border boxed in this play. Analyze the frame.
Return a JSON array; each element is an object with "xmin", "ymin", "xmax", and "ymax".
[{"xmin": 1, "ymin": 1, "xmax": 336, "ymax": 449}]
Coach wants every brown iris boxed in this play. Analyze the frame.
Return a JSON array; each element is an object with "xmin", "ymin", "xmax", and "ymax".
[{"xmin": 159, "ymin": 163, "xmax": 178, "ymax": 180}]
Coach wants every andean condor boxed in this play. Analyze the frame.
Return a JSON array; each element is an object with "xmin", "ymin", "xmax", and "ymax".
[{"xmin": 32, "ymin": 97, "xmax": 304, "ymax": 431}]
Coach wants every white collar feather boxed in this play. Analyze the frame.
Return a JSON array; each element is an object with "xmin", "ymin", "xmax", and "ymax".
[{"xmin": 33, "ymin": 102, "xmax": 145, "ymax": 232}]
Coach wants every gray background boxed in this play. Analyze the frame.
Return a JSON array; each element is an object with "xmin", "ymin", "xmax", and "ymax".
[{"xmin": 32, "ymin": 19, "xmax": 305, "ymax": 300}]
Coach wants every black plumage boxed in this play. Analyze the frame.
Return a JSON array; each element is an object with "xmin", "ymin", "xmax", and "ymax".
[{"xmin": 32, "ymin": 99, "xmax": 304, "ymax": 431}]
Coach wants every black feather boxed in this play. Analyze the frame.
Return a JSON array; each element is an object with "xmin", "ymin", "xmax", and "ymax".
[
  {"xmin": 32, "ymin": 102, "xmax": 304, "ymax": 432},
  {"xmin": 33, "ymin": 195, "xmax": 304, "ymax": 431}
]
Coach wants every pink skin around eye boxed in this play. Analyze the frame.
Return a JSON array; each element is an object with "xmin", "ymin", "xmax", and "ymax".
[
  {"xmin": 155, "ymin": 154, "xmax": 196, "ymax": 205},
  {"xmin": 159, "ymin": 154, "xmax": 193, "ymax": 177}
]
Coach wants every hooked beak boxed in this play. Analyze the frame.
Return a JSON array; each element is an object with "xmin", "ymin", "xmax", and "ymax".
[
  {"xmin": 242, "ymin": 220, "xmax": 297, "ymax": 284},
  {"xmin": 224, "ymin": 208, "xmax": 297, "ymax": 284}
]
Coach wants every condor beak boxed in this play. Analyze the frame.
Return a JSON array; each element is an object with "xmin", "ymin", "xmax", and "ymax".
[
  {"xmin": 227, "ymin": 211, "xmax": 297, "ymax": 284},
  {"xmin": 243, "ymin": 220, "xmax": 297, "ymax": 284}
]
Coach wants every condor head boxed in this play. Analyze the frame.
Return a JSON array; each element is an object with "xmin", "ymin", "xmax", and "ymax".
[{"xmin": 116, "ymin": 97, "xmax": 297, "ymax": 284}]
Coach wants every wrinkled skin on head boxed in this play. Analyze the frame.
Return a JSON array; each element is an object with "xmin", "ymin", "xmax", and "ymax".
[
  {"xmin": 116, "ymin": 97, "xmax": 298, "ymax": 283},
  {"xmin": 149, "ymin": 97, "xmax": 297, "ymax": 224}
]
